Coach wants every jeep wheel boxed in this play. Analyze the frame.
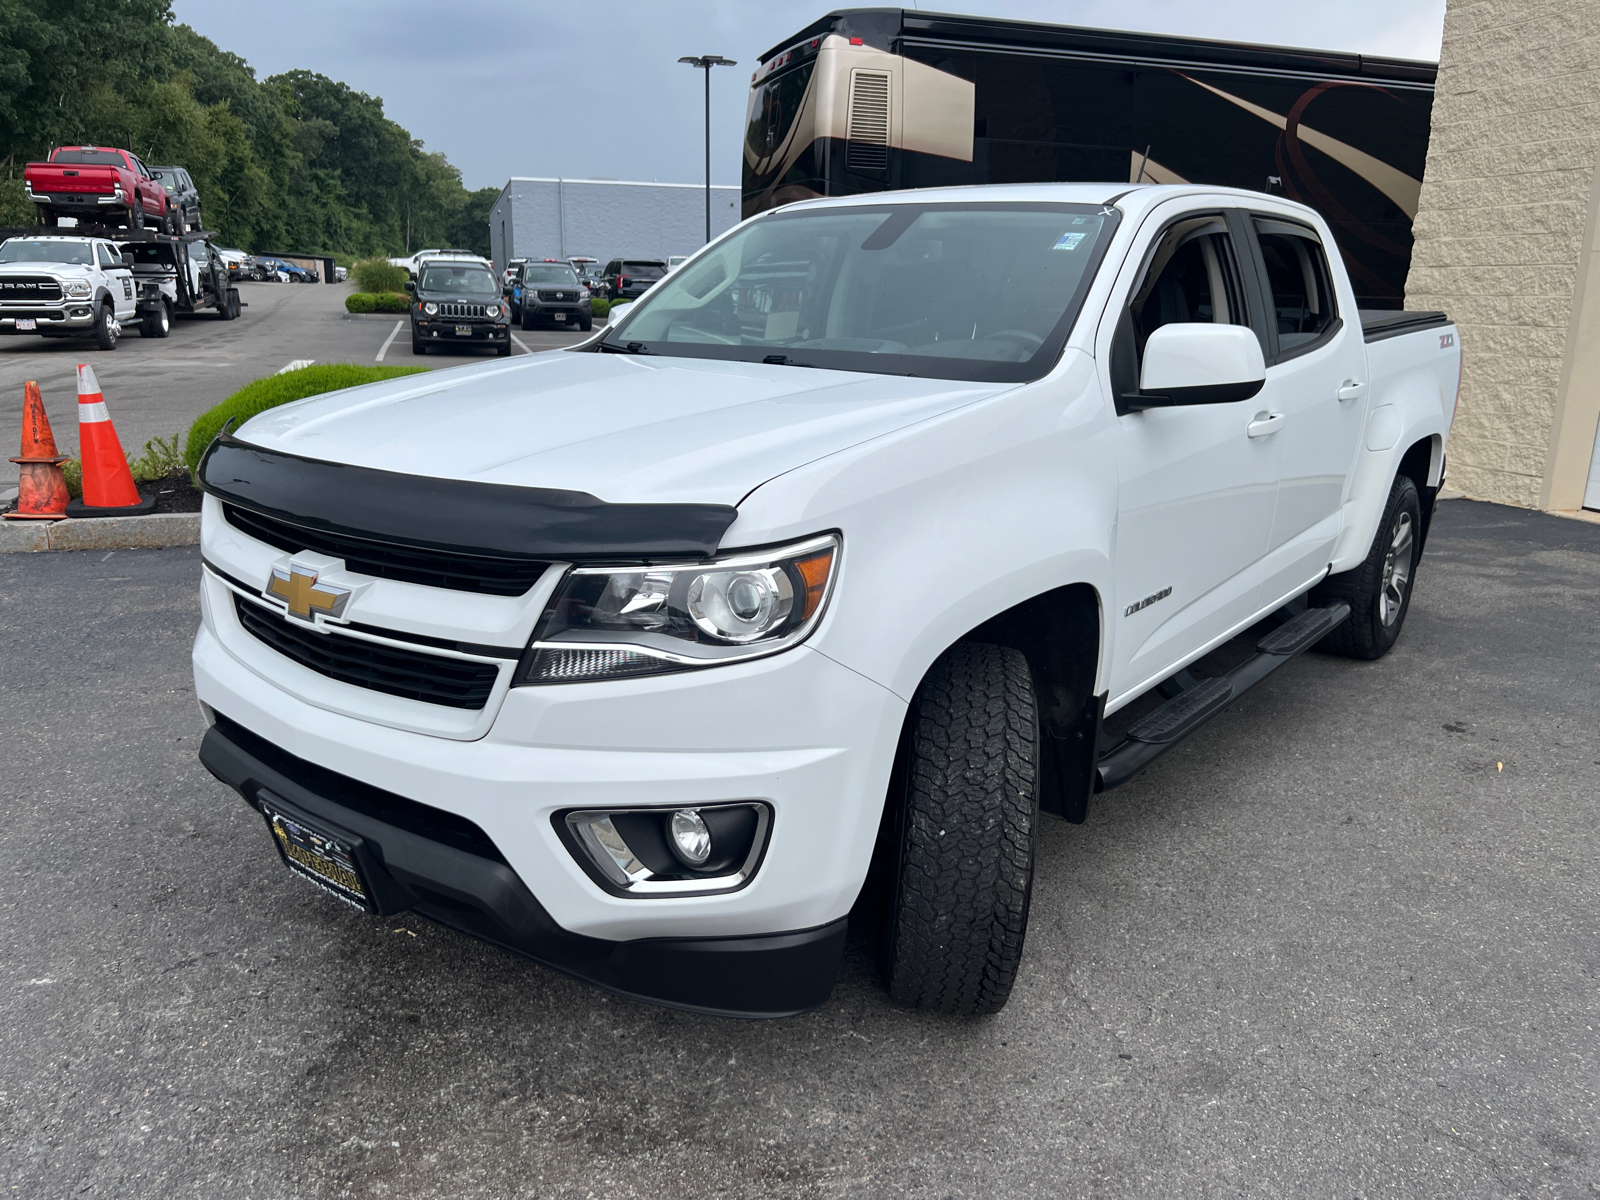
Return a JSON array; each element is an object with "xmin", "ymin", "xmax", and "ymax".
[
  {"xmin": 412, "ymin": 335, "xmax": 428, "ymax": 356},
  {"xmin": 878, "ymin": 642, "xmax": 1039, "ymax": 1016},
  {"xmin": 141, "ymin": 300, "xmax": 171, "ymax": 339},
  {"xmin": 496, "ymin": 341, "xmax": 511, "ymax": 357},
  {"xmin": 1314, "ymin": 473, "xmax": 1422, "ymax": 660},
  {"xmin": 94, "ymin": 303, "xmax": 119, "ymax": 351}
]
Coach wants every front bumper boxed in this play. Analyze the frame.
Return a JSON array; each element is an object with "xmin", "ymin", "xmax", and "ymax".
[
  {"xmin": 412, "ymin": 318, "xmax": 509, "ymax": 343},
  {"xmin": 0, "ymin": 305, "xmax": 96, "ymax": 332},
  {"xmin": 525, "ymin": 302, "xmax": 585, "ymax": 323},
  {"xmin": 199, "ymin": 713, "xmax": 848, "ymax": 1016}
]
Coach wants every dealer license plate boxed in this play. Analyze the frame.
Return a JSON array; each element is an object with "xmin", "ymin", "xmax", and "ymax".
[
  {"xmin": 553, "ymin": 312, "xmax": 566, "ymax": 321},
  {"xmin": 455, "ymin": 324, "xmax": 472, "ymax": 336},
  {"xmin": 16, "ymin": 319, "xmax": 35, "ymax": 331},
  {"xmin": 262, "ymin": 802, "xmax": 371, "ymax": 910}
]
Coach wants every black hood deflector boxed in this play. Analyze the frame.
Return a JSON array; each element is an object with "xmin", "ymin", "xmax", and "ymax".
[{"xmin": 197, "ymin": 433, "xmax": 738, "ymax": 562}]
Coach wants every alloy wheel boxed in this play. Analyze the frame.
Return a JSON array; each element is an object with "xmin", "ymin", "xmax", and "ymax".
[{"xmin": 1378, "ymin": 511, "xmax": 1414, "ymax": 627}]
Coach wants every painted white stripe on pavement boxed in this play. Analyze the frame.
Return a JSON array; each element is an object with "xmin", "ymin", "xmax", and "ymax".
[
  {"xmin": 510, "ymin": 333, "xmax": 534, "ymax": 355},
  {"xmin": 277, "ymin": 359, "xmax": 315, "ymax": 374},
  {"xmin": 375, "ymin": 320, "xmax": 403, "ymax": 362},
  {"xmin": 77, "ymin": 401, "xmax": 110, "ymax": 422}
]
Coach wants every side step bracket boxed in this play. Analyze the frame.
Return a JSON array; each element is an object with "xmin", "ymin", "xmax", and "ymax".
[{"xmin": 1095, "ymin": 601, "xmax": 1350, "ymax": 792}]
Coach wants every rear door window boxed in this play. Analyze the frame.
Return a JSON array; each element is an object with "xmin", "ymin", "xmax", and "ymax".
[{"xmin": 1251, "ymin": 218, "xmax": 1338, "ymax": 357}]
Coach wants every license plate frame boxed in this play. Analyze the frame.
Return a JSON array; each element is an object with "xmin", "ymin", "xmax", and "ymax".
[
  {"xmin": 553, "ymin": 312, "xmax": 566, "ymax": 321},
  {"xmin": 454, "ymin": 324, "xmax": 472, "ymax": 336},
  {"xmin": 16, "ymin": 318, "xmax": 36, "ymax": 331},
  {"xmin": 260, "ymin": 795, "xmax": 373, "ymax": 911}
]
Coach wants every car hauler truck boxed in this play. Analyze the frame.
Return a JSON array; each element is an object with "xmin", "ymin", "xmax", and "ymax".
[
  {"xmin": 119, "ymin": 229, "xmax": 243, "ymax": 336},
  {"xmin": 743, "ymin": 9, "xmax": 1435, "ymax": 308}
]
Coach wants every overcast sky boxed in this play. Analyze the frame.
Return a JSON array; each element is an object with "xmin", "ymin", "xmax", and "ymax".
[{"xmin": 169, "ymin": 0, "xmax": 1447, "ymax": 192}]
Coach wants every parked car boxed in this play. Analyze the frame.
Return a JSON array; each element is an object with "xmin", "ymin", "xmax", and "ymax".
[
  {"xmin": 334, "ymin": 265, "xmax": 348, "ymax": 282},
  {"xmin": 148, "ymin": 166, "xmax": 202, "ymax": 231},
  {"xmin": 0, "ymin": 233, "xmax": 139, "ymax": 350},
  {"xmin": 406, "ymin": 256, "xmax": 510, "ymax": 356},
  {"xmin": 511, "ymin": 261, "xmax": 591, "ymax": 331},
  {"xmin": 391, "ymin": 248, "xmax": 483, "ymax": 278},
  {"xmin": 502, "ymin": 258, "xmax": 528, "ymax": 292},
  {"xmin": 23, "ymin": 146, "xmax": 174, "ymax": 233},
  {"xmin": 190, "ymin": 184, "xmax": 1461, "ymax": 1018},
  {"xmin": 601, "ymin": 257, "xmax": 666, "ymax": 300},
  {"xmin": 666, "ymin": 255, "xmax": 690, "ymax": 272},
  {"xmin": 217, "ymin": 247, "xmax": 257, "ymax": 280},
  {"xmin": 255, "ymin": 256, "xmax": 314, "ymax": 283}
]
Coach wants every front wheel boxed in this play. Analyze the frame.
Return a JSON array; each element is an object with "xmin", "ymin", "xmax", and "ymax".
[
  {"xmin": 520, "ymin": 306, "xmax": 535, "ymax": 331},
  {"xmin": 878, "ymin": 642, "xmax": 1039, "ymax": 1016},
  {"xmin": 141, "ymin": 300, "xmax": 170, "ymax": 338},
  {"xmin": 579, "ymin": 315, "xmax": 593, "ymax": 332},
  {"xmin": 94, "ymin": 303, "xmax": 119, "ymax": 351},
  {"xmin": 412, "ymin": 334, "xmax": 428, "ymax": 356},
  {"xmin": 1314, "ymin": 473, "xmax": 1422, "ymax": 660}
]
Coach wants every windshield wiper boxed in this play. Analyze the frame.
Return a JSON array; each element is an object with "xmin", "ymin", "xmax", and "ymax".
[
  {"xmin": 598, "ymin": 340, "xmax": 651, "ymax": 354},
  {"xmin": 760, "ymin": 354, "xmax": 821, "ymax": 369}
]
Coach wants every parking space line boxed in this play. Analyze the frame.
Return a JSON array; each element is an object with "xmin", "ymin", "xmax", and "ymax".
[
  {"xmin": 510, "ymin": 333, "xmax": 534, "ymax": 355},
  {"xmin": 375, "ymin": 321, "xmax": 403, "ymax": 362},
  {"xmin": 277, "ymin": 359, "xmax": 315, "ymax": 374}
]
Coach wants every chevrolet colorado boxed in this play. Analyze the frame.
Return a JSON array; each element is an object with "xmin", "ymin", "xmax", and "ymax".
[{"xmin": 193, "ymin": 184, "xmax": 1460, "ymax": 1017}]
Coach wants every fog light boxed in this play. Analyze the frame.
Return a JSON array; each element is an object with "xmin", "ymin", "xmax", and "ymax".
[{"xmin": 668, "ymin": 809, "xmax": 711, "ymax": 867}]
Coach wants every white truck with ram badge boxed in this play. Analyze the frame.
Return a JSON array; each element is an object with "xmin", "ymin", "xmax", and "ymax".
[{"xmin": 193, "ymin": 184, "xmax": 1461, "ymax": 1017}]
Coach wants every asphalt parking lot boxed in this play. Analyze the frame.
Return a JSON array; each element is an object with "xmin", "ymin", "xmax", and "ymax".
[
  {"xmin": 0, "ymin": 280, "xmax": 590, "ymax": 491},
  {"xmin": 2, "ymin": 498, "xmax": 1595, "ymax": 1198}
]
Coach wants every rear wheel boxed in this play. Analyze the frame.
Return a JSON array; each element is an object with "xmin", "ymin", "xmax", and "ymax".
[
  {"xmin": 878, "ymin": 642, "xmax": 1039, "ymax": 1016},
  {"xmin": 1314, "ymin": 473, "xmax": 1422, "ymax": 660},
  {"xmin": 94, "ymin": 303, "xmax": 119, "ymax": 351},
  {"xmin": 129, "ymin": 204, "xmax": 144, "ymax": 231},
  {"xmin": 140, "ymin": 300, "xmax": 170, "ymax": 338}
]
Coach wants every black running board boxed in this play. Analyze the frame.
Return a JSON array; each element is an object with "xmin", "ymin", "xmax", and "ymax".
[{"xmin": 1095, "ymin": 602, "xmax": 1350, "ymax": 792}]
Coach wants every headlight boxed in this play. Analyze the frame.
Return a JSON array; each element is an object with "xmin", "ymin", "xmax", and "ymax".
[
  {"xmin": 62, "ymin": 281, "xmax": 92, "ymax": 297},
  {"xmin": 580, "ymin": 287, "xmax": 590, "ymax": 299},
  {"xmin": 518, "ymin": 533, "xmax": 839, "ymax": 684},
  {"xmin": 422, "ymin": 302, "xmax": 437, "ymax": 315},
  {"xmin": 485, "ymin": 304, "xmax": 501, "ymax": 319}
]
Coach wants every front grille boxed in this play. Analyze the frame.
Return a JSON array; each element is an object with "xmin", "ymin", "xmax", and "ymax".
[
  {"xmin": 537, "ymin": 290, "xmax": 577, "ymax": 302},
  {"xmin": 234, "ymin": 595, "xmax": 500, "ymax": 710},
  {"xmin": 223, "ymin": 504, "xmax": 550, "ymax": 596},
  {"xmin": 0, "ymin": 276, "xmax": 63, "ymax": 301},
  {"xmin": 437, "ymin": 302, "xmax": 490, "ymax": 319}
]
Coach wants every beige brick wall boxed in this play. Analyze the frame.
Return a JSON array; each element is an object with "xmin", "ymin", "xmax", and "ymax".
[{"xmin": 1404, "ymin": 0, "xmax": 1600, "ymax": 508}]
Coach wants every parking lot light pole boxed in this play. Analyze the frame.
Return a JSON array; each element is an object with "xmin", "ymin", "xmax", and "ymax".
[{"xmin": 678, "ymin": 55, "xmax": 737, "ymax": 244}]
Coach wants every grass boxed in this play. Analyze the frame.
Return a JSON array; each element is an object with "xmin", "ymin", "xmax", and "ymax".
[
  {"xmin": 350, "ymin": 257, "xmax": 409, "ymax": 293},
  {"xmin": 182, "ymin": 364, "xmax": 429, "ymax": 474}
]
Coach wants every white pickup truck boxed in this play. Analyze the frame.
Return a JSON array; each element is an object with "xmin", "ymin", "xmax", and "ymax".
[
  {"xmin": 0, "ymin": 233, "xmax": 139, "ymax": 349},
  {"xmin": 193, "ymin": 184, "xmax": 1460, "ymax": 1018}
]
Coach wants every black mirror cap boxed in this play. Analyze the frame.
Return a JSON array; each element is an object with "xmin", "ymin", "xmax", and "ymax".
[
  {"xmin": 1123, "ymin": 378, "xmax": 1264, "ymax": 412},
  {"xmin": 404, "ymin": 280, "xmax": 415, "ymax": 293},
  {"xmin": 120, "ymin": 252, "xmax": 135, "ymax": 267}
]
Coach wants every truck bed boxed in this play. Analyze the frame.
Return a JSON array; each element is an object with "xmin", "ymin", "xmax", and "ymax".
[{"xmin": 1359, "ymin": 309, "xmax": 1450, "ymax": 343}]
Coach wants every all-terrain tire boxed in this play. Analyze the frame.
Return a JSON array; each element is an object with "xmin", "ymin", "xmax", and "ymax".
[
  {"xmin": 880, "ymin": 642, "xmax": 1039, "ymax": 1016},
  {"xmin": 1314, "ymin": 473, "xmax": 1422, "ymax": 660},
  {"xmin": 129, "ymin": 204, "xmax": 144, "ymax": 231}
]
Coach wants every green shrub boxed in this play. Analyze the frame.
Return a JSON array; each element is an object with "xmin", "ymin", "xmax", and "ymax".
[
  {"xmin": 590, "ymin": 297, "xmax": 610, "ymax": 318},
  {"xmin": 129, "ymin": 434, "xmax": 185, "ymax": 482},
  {"xmin": 345, "ymin": 292, "xmax": 377, "ymax": 313},
  {"xmin": 62, "ymin": 458, "xmax": 82, "ymax": 499},
  {"xmin": 374, "ymin": 291, "xmax": 411, "ymax": 313},
  {"xmin": 183, "ymin": 364, "xmax": 429, "ymax": 474},
  {"xmin": 351, "ymin": 257, "xmax": 408, "ymax": 293}
]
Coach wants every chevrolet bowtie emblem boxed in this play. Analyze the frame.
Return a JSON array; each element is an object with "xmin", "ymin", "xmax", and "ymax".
[{"xmin": 267, "ymin": 563, "xmax": 351, "ymax": 622}]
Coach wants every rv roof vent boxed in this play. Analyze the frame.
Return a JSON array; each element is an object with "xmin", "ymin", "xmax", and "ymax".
[{"xmin": 846, "ymin": 70, "xmax": 890, "ymax": 171}]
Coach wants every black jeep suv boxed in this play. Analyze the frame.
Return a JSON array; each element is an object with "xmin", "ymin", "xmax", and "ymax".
[{"xmin": 409, "ymin": 258, "xmax": 511, "ymax": 356}]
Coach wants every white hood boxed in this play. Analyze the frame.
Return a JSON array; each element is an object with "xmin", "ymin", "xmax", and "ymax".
[{"xmin": 236, "ymin": 352, "xmax": 1017, "ymax": 505}]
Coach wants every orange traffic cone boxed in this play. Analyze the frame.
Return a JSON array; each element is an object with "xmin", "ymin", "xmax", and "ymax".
[
  {"xmin": 5, "ymin": 381, "xmax": 71, "ymax": 520},
  {"xmin": 64, "ymin": 363, "xmax": 154, "ymax": 518}
]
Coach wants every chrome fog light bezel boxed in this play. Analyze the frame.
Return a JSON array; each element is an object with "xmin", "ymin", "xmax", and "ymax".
[{"xmin": 558, "ymin": 802, "xmax": 772, "ymax": 898}]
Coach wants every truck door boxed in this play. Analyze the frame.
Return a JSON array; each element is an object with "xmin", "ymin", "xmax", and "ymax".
[
  {"xmin": 1238, "ymin": 213, "xmax": 1370, "ymax": 606},
  {"xmin": 97, "ymin": 242, "xmax": 137, "ymax": 320},
  {"xmin": 1100, "ymin": 207, "xmax": 1280, "ymax": 704}
]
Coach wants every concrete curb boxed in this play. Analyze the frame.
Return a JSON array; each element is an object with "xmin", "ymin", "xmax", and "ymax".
[{"xmin": 0, "ymin": 512, "xmax": 200, "ymax": 552}]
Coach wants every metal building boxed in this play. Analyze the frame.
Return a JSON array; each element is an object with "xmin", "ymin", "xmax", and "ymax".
[{"xmin": 488, "ymin": 178, "xmax": 741, "ymax": 273}]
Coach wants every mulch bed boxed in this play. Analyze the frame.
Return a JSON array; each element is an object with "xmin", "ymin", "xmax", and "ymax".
[{"xmin": 2, "ymin": 469, "xmax": 204, "ymax": 518}]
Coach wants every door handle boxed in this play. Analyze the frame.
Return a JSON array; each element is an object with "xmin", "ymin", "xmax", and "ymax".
[
  {"xmin": 1338, "ymin": 379, "xmax": 1366, "ymax": 402},
  {"xmin": 1247, "ymin": 412, "xmax": 1284, "ymax": 439}
]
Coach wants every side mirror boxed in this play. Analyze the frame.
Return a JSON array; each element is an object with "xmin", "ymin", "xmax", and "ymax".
[
  {"xmin": 120, "ymin": 252, "xmax": 135, "ymax": 268},
  {"xmin": 404, "ymin": 280, "xmax": 415, "ymax": 293},
  {"xmin": 1133, "ymin": 323, "xmax": 1265, "ymax": 410}
]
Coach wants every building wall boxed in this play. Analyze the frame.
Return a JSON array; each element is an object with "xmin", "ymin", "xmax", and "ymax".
[
  {"xmin": 1405, "ymin": 0, "xmax": 1600, "ymax": 510},
  {"xmin": 488, "ymin": 179, "xmax": 740, "ymax": 273}
]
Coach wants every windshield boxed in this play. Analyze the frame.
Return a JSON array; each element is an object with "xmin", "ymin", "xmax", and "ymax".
[
  {"xmin": 604, "ymin": 202, "xmax": 1118, "ymax": 382},
  {"xmin": 524, "ymin": 266, "xmax": 578, "ymax": 284},
  {"xmin": 420, "ymin": 264, "xmax": 499, "ymax": 296},
  {"xmin": 0, "ymin": 239, "xmax": 94, "ymax": 265}
]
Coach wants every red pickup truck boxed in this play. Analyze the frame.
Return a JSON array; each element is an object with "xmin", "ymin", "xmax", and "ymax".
[{"xmin": 23, "ymin": 147, "xmax": 175, "ymax": 234}]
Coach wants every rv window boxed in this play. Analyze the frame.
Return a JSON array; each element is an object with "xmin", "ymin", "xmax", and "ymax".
[{"xmin": 1252, "ymin": 219, "xmax": 1337, "ymax": 352}]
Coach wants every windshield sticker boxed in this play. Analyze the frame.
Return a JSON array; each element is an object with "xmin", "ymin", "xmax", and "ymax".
[{"xmin": 1052, "ymin": 232, "xmax": 1087, "ymax": 251}]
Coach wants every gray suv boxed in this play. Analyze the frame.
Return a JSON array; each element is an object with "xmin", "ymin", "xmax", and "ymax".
[
  {"xmin": 149, "ymin": 167, "xmax": 201, "ymax": 232},
  {"xmin": 515, "ymin": 262, "xmax": 592, "ymax": 331}
]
